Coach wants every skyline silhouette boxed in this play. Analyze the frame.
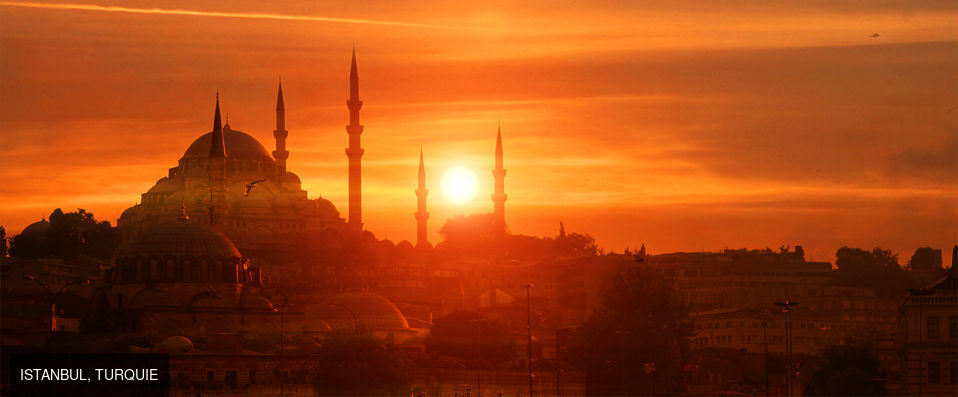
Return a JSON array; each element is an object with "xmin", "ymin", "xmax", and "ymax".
[{"xmin": 1, "ymin": 1, "xmax": 956, "ymax": 261}]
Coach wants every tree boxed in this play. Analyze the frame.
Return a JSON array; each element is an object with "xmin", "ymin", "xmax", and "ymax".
[
  {"xmin": 804, "ymin": 343, "xmax": 884, "ymax": 396},
  {"xmin": 908, "ymin": 247, "xmax": 942, "ymax": 271},
  {"xmin": 424, "ymin": 310, "xmax": 517, "ymax": 364},
  {"xmin": 564, "ymin": 261, "xmax": 693, "ymax": 395},
  {"xmin": 833, "ymin": 247, "xmax": 918, "ymax": 296},
  {"xmin": 313, "ymin": 326, "xmax": 409, "ymax": 396},
  {"xmin": 438, "ymin": 213, "xmax": 502, "ymax": 255},
  {"xmin": 9, "ymin": 208, "xmax": 118, "ymax": 260}
]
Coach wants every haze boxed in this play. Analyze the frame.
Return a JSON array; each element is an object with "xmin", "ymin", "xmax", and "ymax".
[{"xmin": 1, "ymin": 0, "xmax": 956, "ymax": 261}]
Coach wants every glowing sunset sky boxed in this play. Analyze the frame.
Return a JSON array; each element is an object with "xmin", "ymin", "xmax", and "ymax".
[{"xmin": 1, "ymin": 1, "xmax": 956, "ymax": 261}]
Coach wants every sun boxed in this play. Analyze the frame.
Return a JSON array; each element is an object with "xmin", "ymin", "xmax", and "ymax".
[{"xmin": 441, "ymin": 166, "xmax": 479, "ymax": 204}]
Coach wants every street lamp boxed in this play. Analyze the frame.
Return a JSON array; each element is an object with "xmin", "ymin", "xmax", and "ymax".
[
  {"xmin": 275, "ymin": 297, "xmax": 294, "ymax": 397},
  {"xmin": 470, "ymin": 317, "xmax": 483, "ymax": 397},
  {"xmin": 907, "ymin": 287, "xmax": 935, "ymax": 396},
  {"xmin": 24, "ymin": 276, "xmax": 91, "ymax": 335},
  {"xmin": 525, "ymin": 283, "xmax": 535, "ymax": 397},
  {"xmin": 759, "ymin": 309, "xmax": 771, "ymax": 397},
  {"xmin": 328, "ymin": 303, "xmax": 359, "ymax": 330},
  {"xmin": 774, "ymin": 300, "xmax": 798, "ymax": 397}
]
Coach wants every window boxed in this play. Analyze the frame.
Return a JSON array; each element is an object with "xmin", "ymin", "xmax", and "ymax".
[
  {"xmin": 949, "ymin": 316, "xmax": 956, "ymax": 338},
  {"xmin": 928, "ymin": 362, "xmax": 940, "ymax": 384},
  {"xmin": 928, "ymin": 316, "xmax": 940, "ymax": 339},
  {"xmin": 248, "ymin": 369, "xmax": 256, "ymax": 384},
  {"xmin": 950, "ymin": 362, "xmax": 957, "ymax": 385},
  {"xmin": 225, "ymin": 371, "xmax": 237, "ymax": 389}
]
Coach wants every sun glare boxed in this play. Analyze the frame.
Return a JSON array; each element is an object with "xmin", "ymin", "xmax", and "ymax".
[{"xmin": 441, "ymin": 166, "xmax": 479, "ymax": 204}]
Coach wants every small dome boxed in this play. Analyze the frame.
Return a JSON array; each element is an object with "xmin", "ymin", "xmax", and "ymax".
[
  {"xmin": 160, "ymin": 336, "xmax": 194, "ymax": 354},
  {"xmin": 115, "ymin": 217, "xmax": 241, "ymax": 259},
  {"xmin": 20, "ymin": 219, "xmax": 50, "ymax": 240},
  {"xmin": 396, "ymin": 240, "xmax": 414, "ymax": 251},
  {"xmin": 147, "ymin": 177, "xmax": 179, "ymax": 194},
  {"xmin": 313, "ymin": 198, "xmax": 340, "ymax": 217},
  {"xmin": 317, "ymin": 291, "xmax": 410, "ymax": 330},
  {"xmin": 181, "ymin": 129, "xmax": 272, "ymax": 161},
  {"xmin": 120, "ymin": 206, "xmax": 138, "ymax": 220},
  {"xmin": 282, "ymin": 171, "xmax": 301, "ymax": 187}
]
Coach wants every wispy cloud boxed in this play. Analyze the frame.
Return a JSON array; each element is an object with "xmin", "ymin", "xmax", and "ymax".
[{"xmin": 0, "ymin": 1, "xmax": 462, "ymax": 29}]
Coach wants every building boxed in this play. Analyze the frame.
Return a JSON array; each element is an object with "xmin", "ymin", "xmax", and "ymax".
[
  {"xmin": 116, "ymin": 56, "xmax": 369, "ymax": 260},
  {"xmin": 898, "ymin": 252, "xmax": 957, "ymax": 395}
]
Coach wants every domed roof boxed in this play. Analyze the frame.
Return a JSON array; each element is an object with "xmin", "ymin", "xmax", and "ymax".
[
  {"xmin": 20, "ymin": 219, "xmax": 50, "ymax": 239},
  {"xmin": 160, "ymin": 336, "xmax": 194, "ymax": 354},
  {"xmin": 147, "ymin": 177, "xmax": 179, "ymax": 194},
  {"xmin": 181, "ymin": 128, "xmax": 272, "ymax": 161},
  {"xmin": 282, "ymin": 171, "xmax": 301, "ymax": 185},
  {"xmin": 318, "ymin": 291, "xmax": 410, "ymax": 330},
  {"xmin": 313, "ymin": 198, "xmax": 339, "ymax": 217},
  {"xmin": 114, "ymin": 217, "xmax": 241, "ymax": 258}
]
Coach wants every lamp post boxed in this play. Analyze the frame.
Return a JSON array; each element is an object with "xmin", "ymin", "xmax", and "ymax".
[
  {"xmin": 24, "ymin": 276, "xmax": 91, "ymax": 336},
  {"xmin": 526, "ymin": 283, "xmax": 535, "ymax": 397},
  {"xmin": 774, "ymin": 300, "xmax": 798, "ymax": 397},
  {"xmin": 276, "ymin": 297, "xmax": 293, "ymax": 397},
  {"xmin": 907, "ymin": 287, "xmax": 935, "ymax": 396},
  {"xmin": 760, "ymin": 309, "xmax": 770, "ymax": 397},
  {"xmin": 470, "ymin": 316, "xmax": 482, "ymax": 397},
  {"xmin": 328, "ymin": 303, "xmax": 359, "ymax": 330}
]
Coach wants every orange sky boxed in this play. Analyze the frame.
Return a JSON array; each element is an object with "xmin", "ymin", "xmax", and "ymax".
[{"xmin": 1, "ymin": 0, "xmax": 956, "ymax": 262}]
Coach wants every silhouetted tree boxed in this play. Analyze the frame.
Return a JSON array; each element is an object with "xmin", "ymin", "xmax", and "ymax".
[
  {"xmin": 313, "ymin": 326, "xmax": 409, "ymax": 396},
  {"xmin": 564, "ymin": 261, "xmax": 693, "ymax": 395},
  {"xmin": 438, "ymin": 213, "xmax": 502, "ymax": 254},
  {"xmin": 10, "ymin": 208, "xmax": 118, "ymax": 260},
  {"xmin": 907, "ymin": 247, "xmax": 942, "ymax": 271},
  {"xmin": 425, "ymin": 310, "xmax": 517, "ymax": 364},
  {"xmin": 0, "ymin": 225, "xmax": 7, "ymax": 258},
  {"xmin": 804, "ymin": 343, "xmax": 884, "ymax": 396},
  {"xmin": 833, "ymin": 247, "xmax": 918, "ymax": 296}
]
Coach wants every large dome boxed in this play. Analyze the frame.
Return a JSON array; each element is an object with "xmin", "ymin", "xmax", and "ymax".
[
  {"xmin": 181, "ymin": 127, "xmax": 272, "ymax": 161},
  {"xmin": 317, "ymin": 292, "xmax": 410, "ymax": 330},
  {"xmin": 115, "ymin": 217, "xmax": 241, "ymax": 259}
]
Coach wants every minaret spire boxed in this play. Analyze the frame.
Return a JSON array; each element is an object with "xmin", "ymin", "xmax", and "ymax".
[
  {"xmin": 208, "ymin": 93, "xmax": 229, "ymax": 225},
  {"xmin": 415, "ymin": 148, "xmax": 429, "ymax": 248},
  {"xmin": 491, "ymin": 123, "xmax": 507, "ymax": 233},
  {"xmin": 273, "ymin": 81, "xmax": 290, "ymax": 178},
  {"xmin": 210, "ymin": 93, "xmax": 226, "ymax": 158},
  {"xmin": 346, "ymin": 47, "xmax": 365, "ymax": 232}
]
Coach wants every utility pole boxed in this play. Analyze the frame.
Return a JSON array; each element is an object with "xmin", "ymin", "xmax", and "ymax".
[
  {"xmin": 526, "ymin": 283, "xmax": 535, "ymax": 397},
  {"xmin": 774, "ymin": 300, "xmax": 798, "ymax": 397},
  {"xmin": 277, "ymin": 297, "xmax": 293, "ymax": 397}
]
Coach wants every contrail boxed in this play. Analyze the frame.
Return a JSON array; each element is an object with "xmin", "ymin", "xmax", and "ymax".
[{"xmin": 0, "ymin": 1, "xmax": 461, "ymax": 29}]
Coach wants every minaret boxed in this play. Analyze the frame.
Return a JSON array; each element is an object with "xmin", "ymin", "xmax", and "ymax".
[
  {"xmin": 415, "ymin": 149, "xmax": 429, "ymax": 248},
  {"xmin": 273, "ymin": 81, "xmax": 290, "ymax": 178},
  {"xmin": 491, "ymin": 123, "xmax": 507, "ymax": 232},
  {"xmin": 345, "ymin": 48, "xmax": 365, "ymax": 232},
  {"xmin": 208, "ymin": 93, "xmax": 229, "ymax": 225}
]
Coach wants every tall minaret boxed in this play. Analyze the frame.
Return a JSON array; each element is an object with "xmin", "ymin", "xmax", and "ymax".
[
  {"xmin": 415, "ymin": 149, "xmax": 429, "ymax": 247},
  {"xmin": 273, "ymin": 81, "xmax": 289, "ymax": 178},
  {"xmin": 346, "ymin": 48, "xmax": 365, "ymax": 232},
  {"xmin": 208, "ymin": 93, "xmax": 229, "ymax": 225},
  {"xmin": 491, "ymin": 123, "xmax": 507, "ymax": 232}
]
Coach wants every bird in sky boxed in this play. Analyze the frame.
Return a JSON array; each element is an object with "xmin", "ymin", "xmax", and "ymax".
[
  {"xmin": 869, "ymin": 33, "xmax": 880, "ymax": 38},
  {"xmin": 244, "ymin": 179, "xmax": 267, "ymax": 196}
]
